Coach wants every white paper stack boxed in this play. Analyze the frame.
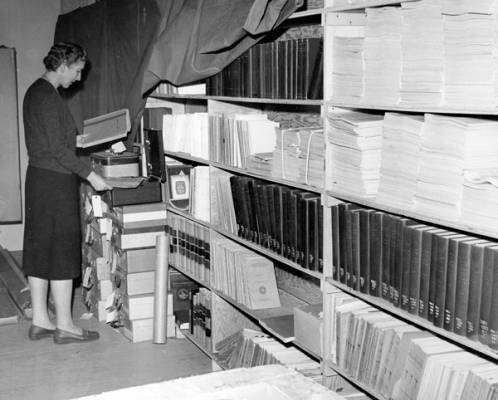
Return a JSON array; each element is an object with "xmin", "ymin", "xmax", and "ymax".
[
  {"xmin": 162, "ymin": 113, "xmax": 209, "ymax": 159},
  {"xmin": 400, "ymin": 0, "xmax": 444, "ymax": 106},
  {"xmin": 272, "ymin": 126, "xmax": 324, "ymax": 188},
  {"xmin": 332, "ymin": 37, "xmax": 364, "ymax": 103},
  {"xmin": 327, "ymin": 111, "xmax": 384, "ymax": 197},
  {"xmin": 376, "ymin": 113, "xmax": 425, "ymax": 208},
  {"xmin": 442, "ymin": 7, "xmax": 498, "ymax": 109},
  {"xmin": 415, "ymin": 114, "xmax": 498, "ymax": 220},
  {"xmin": 461, "ymin": 170, "xmax": 498, "ymax": 232},
  {"xmin": 363, "ymin": 6, "xmax": 403, "ymax": 105}
]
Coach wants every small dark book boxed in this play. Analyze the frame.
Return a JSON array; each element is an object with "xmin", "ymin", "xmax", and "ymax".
[
  {"xmin": 466, "ymin": 241, "xmax": 495, "ymax": 341},
  {"xmin": 478, "ymin": 245, "xmax": 498, "ymax": 345},
  {"xmin": 369, "ymin": 211, "xmax": 384, "ymax": 297},
  {"xmin": 358, "ymin": 209, "xmax": 373, "ymax": 294},
  {"xmin": 331, "ymin": 204, "xmax": 340, "ymax": 281}
]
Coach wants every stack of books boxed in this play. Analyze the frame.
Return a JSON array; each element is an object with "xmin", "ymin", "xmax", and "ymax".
[
  {"xmin": 107, "ymin": 203, "xmax": 167, "ymax": 343},
  {"xmin": 162, "ymin": 113, "xmax": 209, "ymax": 160},
  {"xmin": 399, "ymin": 0, "xmax": 444, "ymax": 106},
  {"xmin": 415, "ymin": 114, "xmax": 498, "ymax": 221},
  {"xmin": 363, "ymin": 6, "xmax": 402, "ymax": 105},
  {"xmin": 210, "ymin": 235, "xmax": 281, "ymax": 310},
  {"xmin": 376, "ymin": 113, "xmax": 424, "ymax": 208},
  {"xmin": 271, "ymin": 126, "xmax": 324, "ymax": 188},
  {"xmin": 327, "ymin": 110, "xmax": 384, "ymax": 197},
  {"xmin": 191, "ymin": 288, "xmax": 212, "ymax": 352},
  {"xmin": 332, "ymin": 36, "xmax": 364, "ymax": 104}
]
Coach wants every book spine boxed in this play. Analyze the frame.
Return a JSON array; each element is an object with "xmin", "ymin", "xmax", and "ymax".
[{"xmin": 478, "ymin": 246, "xmax": 498, "ymax": 345}]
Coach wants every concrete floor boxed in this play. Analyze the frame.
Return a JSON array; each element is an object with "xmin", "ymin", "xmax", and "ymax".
[{"xmin": 0, "ymin": 295, "xmax": 213, "ymax": 400}]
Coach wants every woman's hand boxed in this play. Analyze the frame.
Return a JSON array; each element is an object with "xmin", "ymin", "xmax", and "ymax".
[{"xmin": 87, "ymin": 171, "xmax": 112, "ymax": 191}]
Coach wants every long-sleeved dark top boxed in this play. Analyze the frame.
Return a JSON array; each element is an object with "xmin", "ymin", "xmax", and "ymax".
[{"xmin": 23, "ymin": 78, "xmax": 92, "ymax": 179}]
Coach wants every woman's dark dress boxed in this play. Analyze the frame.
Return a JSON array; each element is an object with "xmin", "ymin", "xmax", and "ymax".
[{"xmin": 23, "ymin": 78, "xmax": 92, "ymax": 280}]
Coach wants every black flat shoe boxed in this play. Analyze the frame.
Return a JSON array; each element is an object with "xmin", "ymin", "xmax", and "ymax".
[
  {"xmin": 28, "ymin": 324, "xmax": 56, "ymax": 340},
  {"xmin": 53, "ymin": 328, "xmax": 100, "ymax": 344}
]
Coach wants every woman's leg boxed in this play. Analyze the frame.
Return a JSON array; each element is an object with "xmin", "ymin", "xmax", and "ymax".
[
  {"xmin": 50, "ymin": 279, "xmax": 81, "ymax": 334},
  {"xmin": 28, "ymin": 276, "xmax": 55, "ymax": 329}
]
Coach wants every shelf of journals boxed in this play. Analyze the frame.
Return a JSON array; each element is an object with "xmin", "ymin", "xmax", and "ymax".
[
  {"xmin": 324, "ymin": 278, "xmax": 498, "ymax": 361},
  {"xmin": 324, "ymin": 189, "xmax": 498, "ymax": 241},
  {"xmin": 151, "ymin": 93, "xmax": 323, "ymax": 106},
  {"xmin": 328, "ymin": 100, "xmax": 498, "ymax": 116},
  {"xmin": 168, "ymin": 263, "xmax": 299, "ymax": 345},
  {"xmin": 166, "ymin": 205, "xmax": 323, "ymax": 281},
  {"xmin": 164, "ymin": 151, "xmax": 323, "ymax": 195}
]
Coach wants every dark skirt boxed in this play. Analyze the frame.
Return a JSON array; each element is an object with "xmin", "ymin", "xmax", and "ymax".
[{"xmin": 23, "ymin": 166, "xmax": 81, "ymax": 280}]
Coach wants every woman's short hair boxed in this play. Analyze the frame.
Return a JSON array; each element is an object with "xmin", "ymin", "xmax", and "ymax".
[{"xmin": 43, "ymin": 42, "xmax": 87, "ymax": 71}]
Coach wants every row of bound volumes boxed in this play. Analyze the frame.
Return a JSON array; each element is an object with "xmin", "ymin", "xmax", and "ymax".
[
  {"xmin": 328, "ymin": 291, "xmax": 498, "ymax": 400},
  {"xmin": 168, "ymin": 213, "xmax": 210, "ymax": 285},
  {"xmin": 211, "ymin": 169, "xmax": 323, "ymax": 272},
  {"xmin": 206, "ymin": 38, "xmax": 323, "ymax": 100},
  {"xmin": 330, "ymin": 202, "xmax": 498, "ymax": 350},
  {"xmin": 190, "ymin": 287, "xmax": 212, "ymax": 352}
]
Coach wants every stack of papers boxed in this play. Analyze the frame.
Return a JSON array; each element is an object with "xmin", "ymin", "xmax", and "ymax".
[
  {"xmin": 332, "ymin": 37, "xmax": 364, "ymax": 104},
  {"xmin": 376, "ymin": 113, "xmax": 424, "ymax": 208},
  {"xmin": 190, "ymin": 166, "xmax": 210, "ymax": 223},
  {"xmin": 327, "ymin": 110, "xmax": 384, "ymax": 197},
  {"xmin": 162, "ymin": 113, "xmax": 209, "ymax": 159},
  {"xmin": 415, "ymin": 114, "xmax": 498, "ymax": 220},
  {"xmin": 461, "ymin": 170, "xmax": 498, "ymax": 232},
  {"xmin": 363, "ymin": 7, "xmax": 403, "ymax": 105},
  {"xmin": 271, "ymin": 126, "xmax": 324, "ymax": 188},
  {"xmin": 442, "ymin": 11, "xmax": 498, "ymax": 109},
  {"xmin": 400, "ymin": 0, "xmax": 444, "ymax": 106}
]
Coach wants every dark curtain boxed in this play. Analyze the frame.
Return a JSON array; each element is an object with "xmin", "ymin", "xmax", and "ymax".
[
  {"xmin": 54, "ymin": 0, "xmax": 302, "ymax": 143},
  {"xmin": 54, "ymin": 0, "xmax": 162, "ymax": 141},
  {"xmin": 143, "ymin": 0, "xmax": 303, "ymax": 91}
]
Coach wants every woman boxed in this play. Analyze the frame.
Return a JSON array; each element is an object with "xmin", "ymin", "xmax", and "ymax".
[{"xmin": 23, "ymin": 42, "xmax": 109, "ymax": 344}]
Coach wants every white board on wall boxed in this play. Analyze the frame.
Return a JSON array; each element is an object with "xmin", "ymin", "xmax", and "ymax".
[{"xmin": 0, "ymin": 47, "xmax": 22, "ymax": 223}]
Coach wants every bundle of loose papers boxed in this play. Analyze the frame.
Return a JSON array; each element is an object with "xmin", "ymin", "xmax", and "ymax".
[
  {"xmin": 271, "ymin": 126, "xmax": 324, "ymax": 188},
  {"xmin": 415, "ymin": 114, "xmax": 498, "ymax": 220},
  {"xmin": 209, "ymin": 113, "xmax": 278, "ymax": 170},
  {"xmin": 362, "ymin": 7, "xmax": 402, "ymax": 105},
  {"xmin": 376, "ymin": 113, "xmax": 424, "ymax": 208},
  {"xmin": 210, "ymin": 236, "xmax": 281, "ymax": 310},
  {"xmin": 461, "ymin": 169, "xmax": 498, "ymax": 233},
  {"xmin": 162, "ymin": 113, "xmax": 209, "ymax": 159},
  {"xmin": 400, "ymin": 0, "xmax": 444, "ymax": 107},
  {"xmin": 189, "ymin": 166, "xmax": 210, "ymax": 223},
  {"xmin": 332, "ymin": 37, "xmax": 364, "ymax": 104},
  {"xmin": 327, "ymin": 111, "xmax": 384, "ymax": 197}
]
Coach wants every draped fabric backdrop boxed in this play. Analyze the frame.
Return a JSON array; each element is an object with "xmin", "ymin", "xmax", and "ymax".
[{"xmin": 55, "ymin": 0, "xmax": 302, "ymax": 142}]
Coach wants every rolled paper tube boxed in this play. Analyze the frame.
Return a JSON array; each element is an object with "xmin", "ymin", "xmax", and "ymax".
[{"xmin": 153, "ymin": 234, "xmax": 169, "ymax": 344}]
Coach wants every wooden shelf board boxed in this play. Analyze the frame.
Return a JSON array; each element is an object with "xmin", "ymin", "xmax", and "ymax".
[
  {"xmin": 178, "ymin": 325, "xmax": 220, "ymax": 364},
  {"xmin": 325, "ymin": 189, "xmax": 498, "ymax": 239},
  {"xmin": 325, "ymin": 277, "xmax": 498, "ymax": 360},
  {"xmin": 293, "ymin": 340, "xmax": 322, "ymax": 361},
  {"xmin": 324, "ymin": 360, "xmax": 389, "ymax": 400},
  {"xmin": 289, "ymin": 8, "xmax": 324, "ymax": 19},
  {"xmin": 326, "ymin": 0, "xmax": 416, "ymax": 12},
  {"xmin": 328, "ymin": 100, "xmax": 498, "ymax": 116},
  {"xmin": 166, "ymin": 206, "xmax": 211, "ymax": 228},
  {"xmin": 164, "ymin": 151, "xmax": 323, "ymax": 193},
  {"xmin": 152, "ymin": 93, "xmax": 322, "ymax": 106}
]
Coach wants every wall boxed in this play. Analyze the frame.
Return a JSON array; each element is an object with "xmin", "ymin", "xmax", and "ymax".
[{"xmin": 0, "ymin": 0, "xmax": 60, "ymax": 250}]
